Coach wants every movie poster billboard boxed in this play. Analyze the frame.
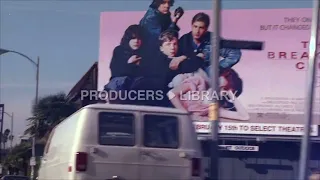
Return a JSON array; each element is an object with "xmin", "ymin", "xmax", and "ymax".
[{"xmin": 98, "ymin": 4, "xmax": 320, "ymax": 137}]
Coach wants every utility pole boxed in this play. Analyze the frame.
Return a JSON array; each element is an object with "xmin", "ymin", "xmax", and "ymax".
[
  {"xmin": 208, "ymin": 1, "xmax": 264, "ymax": 179},
  {"xmin": 0, "ymin": 104, "xmax": 4, "ymax": 163},
  {"xmin": 208, "ymin": 0, "xmax": 221, "ymax": 179},
  {"xmin": 31, "ymin": 56, "xmax": 40, "ymax": 180},
  {"xmin": 298, "ymin": 0, "xmax": 319, "ymax": 179}
]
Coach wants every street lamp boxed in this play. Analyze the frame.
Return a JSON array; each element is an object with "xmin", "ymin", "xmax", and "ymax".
[
  {"xmin": 3, "ymin": 112, "xmax": 14, "ymax": 150},
  {"xmin": 0, "ymin": 48, "xmax": 40, "ymax": 180}
]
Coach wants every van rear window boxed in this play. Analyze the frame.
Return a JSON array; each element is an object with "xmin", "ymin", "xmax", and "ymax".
[
  {"xmin": 143, "ymin": 114, "xmax": 179, "ymax": 149},
  {"xmin": 98, "ymin": 112, "xmax": 135, "ymax": 146}
]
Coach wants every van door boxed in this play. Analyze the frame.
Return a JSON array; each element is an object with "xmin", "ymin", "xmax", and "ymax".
[
  {"xmin": 95, "ymin": 111, "xmax": 140, "ymax": 180},
  {"xmin": 139, "ymin": 114, "xmax": 190, "ymax": 180}
]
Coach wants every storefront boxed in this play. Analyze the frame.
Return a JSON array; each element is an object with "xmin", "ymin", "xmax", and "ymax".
[
  {"xmin": 197, "ymin": 121, "xmax": 320, "ymax": 179},
  {"xmin": 202, "ymin": 138, "xmax": 320, "ymax": 179}
]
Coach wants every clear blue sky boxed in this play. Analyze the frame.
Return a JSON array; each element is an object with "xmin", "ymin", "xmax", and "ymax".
[{"xmin": 0, "ymin": 0, "xmax": 313, "ymax": 144}]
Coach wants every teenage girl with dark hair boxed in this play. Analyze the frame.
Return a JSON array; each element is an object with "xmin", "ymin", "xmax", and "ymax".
[{"xmin": 104, "ymin": 25, "xmax": 144, "ymax": 95}]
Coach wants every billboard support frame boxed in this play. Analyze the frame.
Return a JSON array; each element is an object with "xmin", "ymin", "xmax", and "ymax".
[
  {"xmin": 208, "ymin": 0, "xmax": 266, "ymax": 178},
  {"xmin": 298, "ymin": 0, "xmax": 320, "ymax": 179},
  {"xmin": 209, "ymin": 0, "xmax": 221, "ymax": 180},
  {"xmin": 208, "ymin": 1, "xmax": 265, "ymax": 179}
]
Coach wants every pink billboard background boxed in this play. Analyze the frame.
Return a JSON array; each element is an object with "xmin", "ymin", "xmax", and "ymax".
[{"xmin": 98, "ymin": 8, "xmax": 320, "ymax": 126}]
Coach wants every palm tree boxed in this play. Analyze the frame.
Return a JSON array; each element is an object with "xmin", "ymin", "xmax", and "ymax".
[{"xmin": 24, "ymin": 92, "xmax": 78, "ymax": 142}]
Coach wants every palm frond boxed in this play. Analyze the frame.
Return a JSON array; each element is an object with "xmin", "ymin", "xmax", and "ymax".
[{"xmin": 24, "ymin": 92, "xmax": 79, "ymax": 141}]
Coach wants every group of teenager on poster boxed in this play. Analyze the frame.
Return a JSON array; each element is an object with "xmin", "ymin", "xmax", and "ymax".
[{"xmin": 104, "ymin": 0, "xmax": 250, "ymax": 121}]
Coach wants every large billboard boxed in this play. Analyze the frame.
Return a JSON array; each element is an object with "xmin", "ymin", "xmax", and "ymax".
[{"xmin": 98, "ymin": 6, "xmax": 320, "ymax": 137}]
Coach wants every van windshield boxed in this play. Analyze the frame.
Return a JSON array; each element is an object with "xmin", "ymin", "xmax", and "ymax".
[{"xmin": 98, "ymin": 112, "xmax": 135, "ymax": 146}]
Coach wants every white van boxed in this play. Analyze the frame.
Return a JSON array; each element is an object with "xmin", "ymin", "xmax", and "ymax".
[{"xmin": 37, "ymin": 103, "xmax": 204, "ymax": 180}]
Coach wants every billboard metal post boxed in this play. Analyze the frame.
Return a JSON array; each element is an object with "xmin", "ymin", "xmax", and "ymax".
[
  {"xmin": 209, "ymin": 0, "xmax": 221, "ymax": 179},
  {"xmin": 298, "ymin": 0, "xmax": 320, "ymax": 179},
  {"xmin": 208, "ymin": 1, "xmax": 264, "ymax": 179}
]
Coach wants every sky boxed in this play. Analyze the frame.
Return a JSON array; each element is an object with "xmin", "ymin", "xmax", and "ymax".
[{"xmin": 0, "ymin": 0, "xmax": 314, "ymax": 145}]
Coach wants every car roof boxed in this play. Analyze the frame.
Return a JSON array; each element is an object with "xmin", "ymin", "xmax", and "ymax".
[{"xmin": 82, "ymin": 103, "xmax": 189, "ymax": 115}]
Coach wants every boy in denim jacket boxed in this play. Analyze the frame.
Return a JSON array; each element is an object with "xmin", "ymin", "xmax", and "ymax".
[{"xmin": 178, "ymin": 12, "xmax": 242, "ymax": 76}]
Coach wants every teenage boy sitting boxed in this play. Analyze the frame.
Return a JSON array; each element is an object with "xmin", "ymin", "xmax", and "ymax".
[{"xmin": 138, "ymin": 29, "xmax": 203, "ymax": 106}]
